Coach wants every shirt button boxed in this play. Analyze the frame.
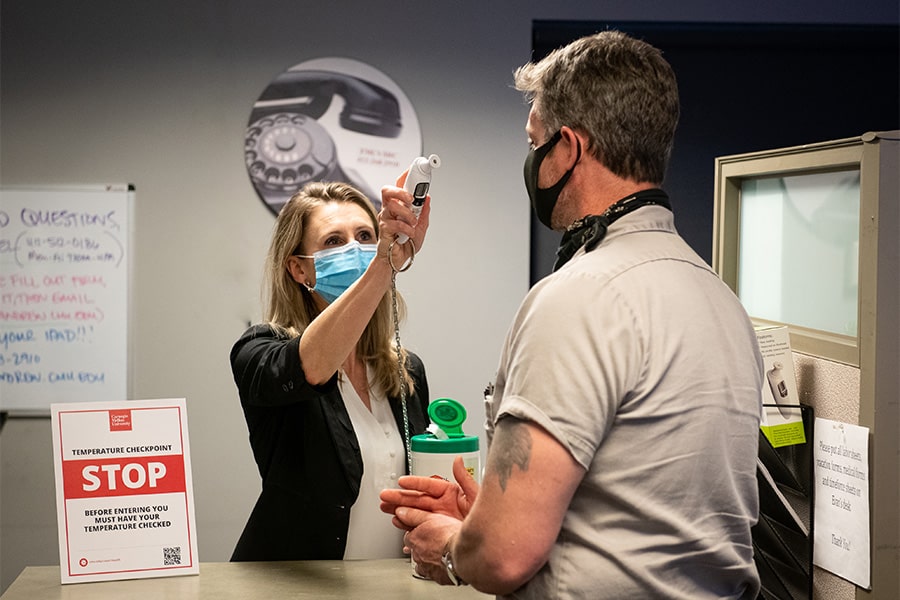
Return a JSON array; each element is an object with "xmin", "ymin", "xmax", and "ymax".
[{"xmin": 390, "ymin": 472, "xmax": 397, "ymax": 479}]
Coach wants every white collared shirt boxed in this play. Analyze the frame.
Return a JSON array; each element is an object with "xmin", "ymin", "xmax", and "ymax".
[{"xmin": 339, "ymin": 367, "xmax": 406, "ymax": 559}]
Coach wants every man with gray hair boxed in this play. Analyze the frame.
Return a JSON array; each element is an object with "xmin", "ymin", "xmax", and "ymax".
[{"xmin": 381, "ymin": 30, "xmax": 763, "ymax": 599}]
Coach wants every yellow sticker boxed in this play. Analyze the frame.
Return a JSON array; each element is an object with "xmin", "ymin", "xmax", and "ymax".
[{"xmin": 761, "ymin": 420, "xmax": 807, "ymax": 448}]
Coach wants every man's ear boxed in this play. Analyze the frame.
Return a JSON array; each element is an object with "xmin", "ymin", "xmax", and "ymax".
[{"xmin": 558, "ymin": 126, "xmax": 584, "ymax": 168}]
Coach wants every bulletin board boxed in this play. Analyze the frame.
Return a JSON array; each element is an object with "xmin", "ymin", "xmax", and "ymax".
[{"xmin": 0, "ymin": 185, "xmax": 134, "ymax": 414}]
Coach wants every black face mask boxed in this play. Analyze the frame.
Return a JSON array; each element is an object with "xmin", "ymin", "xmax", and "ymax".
[{"xmin": 524, "ymin": 130, "xmax": 582, "ymax": 229}]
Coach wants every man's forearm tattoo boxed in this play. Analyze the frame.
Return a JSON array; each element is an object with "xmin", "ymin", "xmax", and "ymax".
[{"xmin": 492, "ymin": 419, "xmax": 532, "ymax": 492}]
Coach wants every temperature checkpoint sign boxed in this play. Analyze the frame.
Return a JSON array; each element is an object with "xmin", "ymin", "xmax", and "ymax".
[{"xmin": 50, "ymin": 398, "xmax": 199, "ymax": 583}]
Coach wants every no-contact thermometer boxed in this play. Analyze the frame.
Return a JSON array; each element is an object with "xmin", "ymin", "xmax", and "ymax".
[{"xmin": 396, "ymin": 154, "xmax": 440, "ymax": 244}]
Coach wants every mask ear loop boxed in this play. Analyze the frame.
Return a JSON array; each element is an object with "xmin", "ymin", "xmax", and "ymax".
[{"xmin": 388, "ymin": 237, "xmax": 417, "ymax": 473}]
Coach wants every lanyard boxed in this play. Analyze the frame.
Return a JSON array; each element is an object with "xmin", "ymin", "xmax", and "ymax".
[
  {"xmin": 388, "ymin": 240, "xmax": 415, "ymax": 472},
  {"xmin": 554, "ymin": 188, "xmax": 672, "ymax": 271}
]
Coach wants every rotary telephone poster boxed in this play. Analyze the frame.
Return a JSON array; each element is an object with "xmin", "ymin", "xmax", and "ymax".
[{"xmin": 51, "ymin": 398, "xmax": 199, "ymax": 583}]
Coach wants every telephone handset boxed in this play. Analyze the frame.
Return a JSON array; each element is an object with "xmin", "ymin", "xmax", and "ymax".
[
  {"xmin": 396, "ymin": 154, "xmax": 441, "ymax": 244},
  {"xmin": 244, "ymin": 70, "xmax": 403, "ymax": 215},
  {"xmin": 252, "ymin": 70, "xmax": 402, "ymax": 137}
]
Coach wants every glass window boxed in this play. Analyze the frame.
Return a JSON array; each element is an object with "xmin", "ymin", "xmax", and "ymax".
[{"xmin": 738, "ymin": 169, "xmax": 860, "ymax": 337}]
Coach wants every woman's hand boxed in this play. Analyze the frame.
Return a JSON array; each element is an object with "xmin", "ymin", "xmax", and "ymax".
[{"xmin": 377, "ymin": 170, "xmax": 431, "ymax": 270}]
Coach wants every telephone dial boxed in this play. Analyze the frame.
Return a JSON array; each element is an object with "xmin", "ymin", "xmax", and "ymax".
[{"xmin": 244, "ymin": 69, "xmax": 403, "ymax": 215}]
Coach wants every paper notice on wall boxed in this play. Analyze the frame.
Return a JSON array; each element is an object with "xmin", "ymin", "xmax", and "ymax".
[
  {"xmin": 813, "ymin": 417, "xmax": 870, "ymax": 589},
  {"xmin": 50, "ymin": 398, "xmax": 199, "ymax": 583}
]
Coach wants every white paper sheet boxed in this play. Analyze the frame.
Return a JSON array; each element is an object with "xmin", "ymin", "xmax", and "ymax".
[{"xmin": 812, "ymin": 417, "xmax": 870, "ymax": 589}]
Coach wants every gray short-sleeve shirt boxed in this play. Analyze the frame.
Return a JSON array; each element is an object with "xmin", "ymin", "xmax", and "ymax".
[{"xmin": 487, "ymin": 206, "xmax": 763, "ymax": 599}]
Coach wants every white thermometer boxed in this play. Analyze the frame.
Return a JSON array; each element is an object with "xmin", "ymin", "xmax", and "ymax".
[{"xmin": 396, "ymin": 154, "xmax": 440, "ymax": 244}]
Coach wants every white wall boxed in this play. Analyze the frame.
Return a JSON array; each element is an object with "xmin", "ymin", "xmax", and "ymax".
[{"xmin": 1, "ymin": 0, "xmax": 896, "ymax": 594}]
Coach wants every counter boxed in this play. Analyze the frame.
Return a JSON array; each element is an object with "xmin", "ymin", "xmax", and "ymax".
[{"xmin": 0, "ymin": 559, "xmax": 492, "ymax": 599}]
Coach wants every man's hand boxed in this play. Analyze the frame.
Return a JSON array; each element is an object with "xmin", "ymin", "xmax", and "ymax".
[
  {"xmin": 395, "ymin": 508, "xmax": 461, "ymax": 583},
  {"xmin": 380, "ymin": 456, "xmax": 479, "ymax": 583},
  {"xmin": 380, "ymin": 455, "xmax": 479, "ymax": 527}
]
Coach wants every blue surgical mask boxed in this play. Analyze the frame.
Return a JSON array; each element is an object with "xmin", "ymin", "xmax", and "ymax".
[{"xmin": 297, "ymin": 241, "xmax": 377, "ymax": 303}]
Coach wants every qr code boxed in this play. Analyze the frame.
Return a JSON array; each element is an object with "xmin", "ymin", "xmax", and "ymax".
[{"xmin": 163, "ymin": 546, "xmax": 182, "ymax": 566}]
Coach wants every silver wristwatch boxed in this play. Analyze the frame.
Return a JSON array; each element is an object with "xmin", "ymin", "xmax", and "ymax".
[{"xmin": 441, "ymin": 549, "xmax": 466, "ymax": 586}]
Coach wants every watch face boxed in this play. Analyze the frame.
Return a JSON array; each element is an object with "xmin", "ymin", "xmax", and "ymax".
[{"xmin": 442, "ymin": 550, "xmax": 461, "ymax": 585}]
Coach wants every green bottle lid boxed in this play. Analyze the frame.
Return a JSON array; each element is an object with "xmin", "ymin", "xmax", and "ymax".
[
  {"xmin": 410, "ymin": 398, "xmax": 480, "ymax": 454},
  {"xmin": 428, "ymin": 398, "xmax": 467, "ymax": 435}
]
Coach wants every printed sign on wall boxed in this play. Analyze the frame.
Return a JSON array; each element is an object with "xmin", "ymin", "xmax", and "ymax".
[
  {"xmin": 813, "ymin": 418, "xmax": 871, "ymax": 589},
  {"xmin": 51, "ymin": 398, "xmax": 198, "ymax": 584}
]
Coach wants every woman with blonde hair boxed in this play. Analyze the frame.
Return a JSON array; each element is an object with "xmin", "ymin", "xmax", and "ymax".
[{"xmin": 231, "ymin": 179, "xmax": 431, "ymax": 561}]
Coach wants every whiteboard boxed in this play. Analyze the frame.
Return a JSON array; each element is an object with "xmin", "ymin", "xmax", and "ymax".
[{"xmin": 0, "ymin": 186, "xmax": 134, "ymax": 413}]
